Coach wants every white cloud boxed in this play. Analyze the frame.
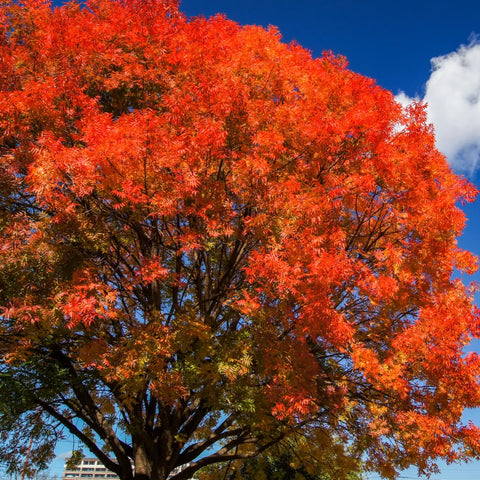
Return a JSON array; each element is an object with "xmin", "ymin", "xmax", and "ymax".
[
  {"xmin": 395, "ymin": 41, "xmax": 480, "ymax": 175},
  {"xmin": 394, "ymin": 90, "xmax": 419, "ymax": 109}
]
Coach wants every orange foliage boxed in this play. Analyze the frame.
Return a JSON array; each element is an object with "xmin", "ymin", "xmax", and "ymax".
[{"xmin": 0, "ymin": 1, "xmax": 479, "ymax": 479}]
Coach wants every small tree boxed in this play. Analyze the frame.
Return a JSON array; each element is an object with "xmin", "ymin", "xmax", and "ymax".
[{"xmin": 1, "ymin": 1, "xmax": 480, "ymax": 479}]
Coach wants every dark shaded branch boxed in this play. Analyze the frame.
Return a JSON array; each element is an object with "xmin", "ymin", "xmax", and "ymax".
[
  {"xmin": 172, "ymin": 430, "xmax": 287, "ymax": 480},
  {"xmin": 176, "ymin": 414, "xmax": 242, "ymax": 465},
  {"xmin": 35, "ymin": 399, "xmax": 126, "ymax": 476}
]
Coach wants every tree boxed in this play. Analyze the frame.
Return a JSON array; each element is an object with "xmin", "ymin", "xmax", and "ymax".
[{"xmin": 0, "ymin": 0, "xmax": 480, "ymax": 479}]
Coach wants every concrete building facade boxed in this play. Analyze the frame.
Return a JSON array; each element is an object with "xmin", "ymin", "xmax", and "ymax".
[{"xmin": 62, "ymin": 458, "xmax": 120, "ymax": 480}]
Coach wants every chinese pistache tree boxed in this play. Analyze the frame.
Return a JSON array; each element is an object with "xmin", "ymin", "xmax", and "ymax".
[{"xmin": 1, "ymin": 0, "xmax": 480, "ymax": 479}]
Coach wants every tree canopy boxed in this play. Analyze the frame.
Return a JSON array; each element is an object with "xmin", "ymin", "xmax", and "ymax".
[{"xmin": 1, "ymin": 1, "xmax": 480, "ymax": 479}]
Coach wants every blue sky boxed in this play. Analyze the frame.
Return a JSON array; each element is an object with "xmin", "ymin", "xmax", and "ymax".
[
  {"xmin": 181, "ymin": 2, "xmax": 480, "ymax": 480},
  {"xmin": 45, "ymin": 1, "xmax": 480, "ymax": 479}
]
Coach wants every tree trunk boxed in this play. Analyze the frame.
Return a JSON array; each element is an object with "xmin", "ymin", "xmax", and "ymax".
[{"xmin": 133, "ymin": 443, "xmax": 153, "ymax": 480}]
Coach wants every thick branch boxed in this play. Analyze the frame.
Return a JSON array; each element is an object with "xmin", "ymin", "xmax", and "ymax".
[
  {"xmin": 176, "ymin": 414, "xmax": 244, "ymax": 466},
  {"xmin": 35, "ymin": 399, "xmax": 125, "ymax": 476},
  {"xmin": 172, "ymin": 431, "xmax": 286, "ymax": 480}
]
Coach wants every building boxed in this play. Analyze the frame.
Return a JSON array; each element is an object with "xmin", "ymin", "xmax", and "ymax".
[
  {"xmin": 62, "ymin": 457, "xmax": 196, "ymax": 480},
  {"xmin": 62, "ymin": 458, "xmax": 120, "ymax": 480}
]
